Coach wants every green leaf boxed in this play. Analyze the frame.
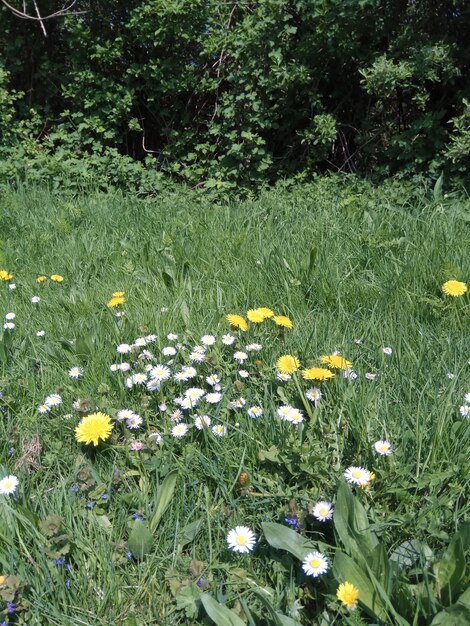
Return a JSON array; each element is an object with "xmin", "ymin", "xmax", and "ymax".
[
  {"xmin": 333, "ymin": 482, "xmax": 378, "ymax": 564},
  {"xmin": 128, "ymin": 521, "xmax": 153, "ymax": 560},
  {"xmin": 262, "ymin": 522, "xmax": 316, "ymax": 561},
  {"xmin": 434, "ymin": 172, "xmax": 444, "ymax": 201},
  {"xmin": 390, "ymin": 539, "xmax": 433, "ymax": 568},
  {"xmin": 149, "ymin": 470, "xmax": 178, "ymax": 532},
  {"xmin": 176, "ymin": 583, "xmax": 201, "ymax": 619},
  {"xmin": 200, "ymin": 594, "xmax": 246, "ymax": 626},
  {"xmin": 250, "ymin": 588, "xmax": 302, "ymax": 626},
  {"xmin": 178, "ymin": 518, "xmax": 203, "ymax": 548},
  {"xmin": 434, "ymin": 523, "xmax": 470, "ymax": 605},
  {"xmin": 332, "ymin": 550, "xmax": 388, "ymax": 622},
  {"xmin": 430, "ymin": 605, "xmax": 470, "ymax": 626}
]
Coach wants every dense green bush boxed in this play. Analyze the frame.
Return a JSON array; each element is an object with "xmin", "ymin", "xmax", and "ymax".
[{"xmin": 0, "ymin": 0, "xmax": 468, "ymax": 189}]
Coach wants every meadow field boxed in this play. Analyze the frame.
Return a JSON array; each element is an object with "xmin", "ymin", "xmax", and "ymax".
[{"xmin": 0, "ymin": 177, "xmax": 469, "ymax": 625}]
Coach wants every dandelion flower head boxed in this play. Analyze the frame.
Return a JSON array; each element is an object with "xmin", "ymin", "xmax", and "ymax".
[
  {"xmin": 50, "ymin": 274, "xmax": 64, "ymax": 282},
  {"xmin": 302, "ymin": 367, "xmax": 335, "ymax": 381},
  {"xmin": 336, "ymin": 581, "xmax": 359, "ymax": 610},
  {"xmin": 276, "ymin": 354, "xmax": 300, "ymax": 374},
  {"xmin": 273, "ymin": 315, "xmax": 293, "ymax": 329},
  {"xmin": 226, "ymin": 314, "xmax": 248, "ymax": 331},
  {"xmin": 442, "ymin": 280, "xmax": 467, "ymax": 297},
  {"xmin": 247, "ymin": 308, "xmax": 265, "ymax": 323},
  {"xmin": 75, "ymin": 412, "xmax": 114, "ymax": 446},
  {"xmin": 320, "ymin": 354, "xmax": 352, "ymax": 369}
]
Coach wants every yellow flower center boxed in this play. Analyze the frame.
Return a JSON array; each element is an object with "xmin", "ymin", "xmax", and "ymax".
[
  {"xmin": 352, "ymin": 470, "xmax": 362, "ymax": 479},
  {"xmin": 318, "ymin": 506, "xmax": 329, "ymax": 517},
  {"xmin": 3, "ymin": 480, "xmax": 11, "ymax": 489},
  {"xmin": 236, "ymin": 536, "xmax": 247, "ymax": 545},
  {"xmin": 310, "ymin": 558, "xmax": 320, "ymax": 568}
]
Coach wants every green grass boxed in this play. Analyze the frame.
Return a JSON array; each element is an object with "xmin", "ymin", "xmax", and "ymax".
[{"xmin": 0, "ymin": 177, "xmax": 469, "ymax": 625}]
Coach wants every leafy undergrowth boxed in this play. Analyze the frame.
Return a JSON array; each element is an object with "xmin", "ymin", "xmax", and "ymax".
[{"xmin": 0, "ymin": 177, "xmax": 469, "ymax": 625}]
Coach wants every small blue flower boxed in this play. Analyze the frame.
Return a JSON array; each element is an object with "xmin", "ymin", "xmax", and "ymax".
[
  {"xmin": 196, "ymin": 578, "xmax": 204, "ymax": 588},
  {"xmin": 87, "ymin": 500, "xmax": 96, "ymax": 509},
  {"xmin": 131, "ymin": 512, "xmax": 144, "ymax": 521},
  {"xmin": 284, "ymin": 516, "xmax": 301, "ymax": 531},
  {"xmin": 53, "ymin": 557, "xmax": 66, "ymax": 566},
  {"xmin": 6, "ymin": 601, "xmax": 16, "ymax": 613},
  {"xmin": 69, "ymin": 485, "xmax": 79, "ymax": 492},
  {"xmin": 65, "ymin": 579, "xmax": 71, "ymax": 588},
  {"xmin": 101, "ymin": 493, "xmax": 108, "ymax": 500},
  {"xmin": 8, "ymin": 447, "xmax": 15, "ymax": 456},
  {"xmin": 126, "ymin": 551, "xmax": 133, "ymax": 559}
]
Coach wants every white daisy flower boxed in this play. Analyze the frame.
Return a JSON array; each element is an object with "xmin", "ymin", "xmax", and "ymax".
[
  {"xmin": 192, "ymin": 345, "xmax": 206, "ymax": 355},
  {"xmin": 174, "ymin": 371, "xmax": 190, "ymax": 382},
  {"xmin": 447, "ymin": 372, "xmax": 456, "ymax": 380},
  {"xmin": 159, "ymin": 403, "xmax": 167, "ymax": 412},
  {"xmin": 31, "ymin": 296, "xmax": 40, "ymax": 303},
  {"xmin": 162, "ymin": 346, "xmax": 177, "ymax": 356},
  {"xmin": 464, "ymin": 392, "xmax": 470, "ymax": 403},
  {"xmin": 167, "ymin": 333, "xmax": 178, "ymax": 341},
  {"xmin": 38, "ymin": 404, "xmax": 51, "ymax": 414},
  {"xmin": 146, "ymin": 378, "xmax": 161, "ymax": 391},
  {"xmin": 145, "ymin": 334, "xmax": 158, "ymax": 343},
  {"xmin": 288, "ymin": 408, "xmax": 304, "ymax": 425},
  {"xmin": 222, "ymin": 334, "xmax": 235, "ymax": 345},
  {"xmin": 126, "ymin": 414, "xmax": 143, "ymax": 429},
  {"xmin": 201, "ymin": 335, "xmax": 216, "ymax": 346},
  {"xmin": 206, "ymin": 374, "xmax": 220, "ymax": 386},
  {"xmin": 185, "ymin": 387, "xmax": 205, "ymax": 402},
  {"xmin": 182, "ymin": 366, "xmax": 197, "ymax": 379},
  {"xmin": 8, "ymin": 283, "xmax": 16, "ymax": 290},
  {"xmin": 302, "ymin": 551, "xmax": 328, "ymax": 577},
  {"xmin": 276, "ymin": 372, "xmax": 291, "ymax": 382},
  {"xmin": 365, "ymin": 372, "xmax": 377, "ymax": 381},
  {"xmin": 170, "ymin": 409, "xmax": 183, "ymax": 422},
  {"xmin": 3, "ymin": 322, "xmax": 14, "ymax": 330},
  {"xmin": 238, "ymin": 370, "xmax": 249, "ymax": 378},
  {"xmin": 226, "ymin": 526, "xmax": 256, "ymax": 554},
  {"xmin": 189, "ymin": 351, "xmax": 205, "ymax": 362},
  {"xmin": 148, "ymin": 432, "xmax": 162, "ymax": 445},
  {"xmin": 5, "ymin": 313, "xmax": 15, "ymax": 320},
  {"xmin": 119, "ymin": 362, "xmax": 131, "ymax": 372},
  {"xmin": 343, "ymin": 368, "xmax": 358, "ymax": 380},
  {"xmin": 110, "ymin": 363, "xmax": 120, "ymax": 372},
  {"xmin": 180, "ymin": 397, "xmax": 195, "ymax": 410},
  {"xmin": 117, "ymin": 343, "xmax": 132, "ymax": 354},
  {"xmin": 116, "ymin": 409, "xmax": 135, "ymax": 421},
  {"xmin": 132, "ymin": 373, "xmax": 148, "ymax": 385},
  {"xmin": 212, "ymin": 424, "xmax": 228, "ymax": 437},
  {"xmin": 311, "ymin": 501, "xmax": 334, "ymax": 522},
  {"xmin": 233, "ymin": 351, "xmax": 248, "ymax": 363},
  {"xmin": 134, "ymin": 337, "xmax": 147, "ymax": 347},
  {"xmin": 246, "ymin": 343, "xmax": 262, "ymax": 352},
  {"xmin": 0, "ymin": 475, "xmax": 19, "ymax": 495},
  {"xmin": 374, "ymin": 440, "xmax": 393, "ymax": 456},
  {"xmin": 138, "ymin": 349, "xmax": 153, "ymax": 360},
  {"xmin": 68, "ymin": 366, "xmax": 83, "ymax": 379},
  {"xmin": 115, "ymin": 311, "xmax": 126, "ymax": 318},
  {"xmin": 231, "ymin": 397, "xmax": 246, "ymax": 409},
  {"xmin": 277, "ymin": 405, "xmax": 294, "ymax": 421},
  {"xmin": 205, "ymin": 392, "xmax": 222, "ymax": 404},
  {"xmin": 247, "ymin": 406, "xmax": 263, "ymax": 419},
  {"xmin": 194, "ymin": 415, "xmax": 211, "ymax": 430},
  {"xmin": 171, "ymin": 423, "xmax": 189, "ymax": 438},
  {"xmin": 306, "ymin": 388, "xmax": 322, "ymax": 403},
  {"xmin": 36, "ymin": 330, "xmax": 45, "ymax": 337},
  {"xmin": 149, "ymin": 365, "xmax": 171, "ymax": 381},
  {"xmin": 459, "ymin": 405, "xmax": 470, "ymax": 417},
  {"xmin": 45, "ymin": 394, "xmax": 62, "ymax": 407},
  {"xmin": 382, "ymin": 347, "xmax": 393, "ymax": 356},
  {"xmin": 125, "ymin": 377, "xmax": 134, "ymax": 389},
  {"xmin": 344, "ymin": 466, "xmax": 371, "ymax": 486}
]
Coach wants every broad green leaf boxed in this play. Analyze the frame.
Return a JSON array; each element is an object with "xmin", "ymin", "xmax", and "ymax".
[
  {"xmin": 201, "ymin": 593, "xmax": 246, "ymax": 626},
  {"xmin": 433, "ymin": 172, "xmax": 444, "ymax": 201},
  {"xmin": 262, "ymin": 522, "xmax": 316, "ymax": 561},
  {"xmin": 332, "ymin": 550, "xmax": 388, "ymax": 622},
  {"xmin": 128, "ymin": 521, "xmax": 153, "ymax": 560},
  {"xmin": 178, "ymin": 518, "xmax": 203, "ymax": 548},
  {"xmin": 390, "ymin": 539, "xmax": 433, "ymax": 568},
  {"xmin": 150, "ymin": 470, "xmax": 178, "ymax": 532},
  {"xmin": 430, "ymin": 605, "xmax": 470, "ymax": 626},
  {"xmin": 434, "ymin": 523, "xmax": 470, "ymax": 605},
  {"xmin": 333, "ymin": 482, "xmax": 377, "ymax": 564}
]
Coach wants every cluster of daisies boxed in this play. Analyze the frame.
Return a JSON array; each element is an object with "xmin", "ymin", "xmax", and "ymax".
[{"xmin": 3, "ymin": 311, "xmax": 16, "ymax": 330}]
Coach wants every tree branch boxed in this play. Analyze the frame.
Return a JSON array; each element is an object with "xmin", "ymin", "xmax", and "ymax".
[{"xmin": 0, "ymin": 0, "xmax": 85, "ymax": 23}]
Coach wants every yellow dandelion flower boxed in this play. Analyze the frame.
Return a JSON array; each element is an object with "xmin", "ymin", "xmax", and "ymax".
[
  {"xmin": 442, "ymin": 280, "xmax": 467, "ymax": 297},
  {"xmin": 336, "ymin": 581, "xmax": 359, "ymax": 610},
  {"xmin": 247, "ymin": 308, "xmax": 265, "ymax": 323},
  {"xmin": 301, "ymin": 367, "xmax": 335, "ymax": 381},
  {"xmin": 112, "ymin": 291, "xmax": 125, "ymax": 297},
  {"xmin": 273, "ymin": 315, "xmax": 293, "ymax": 329},
  {"xmin": 75, "ymin": 412, "xmax": 114, "ymax": 446},
  {"xmin": 320, "ymin": 354, "xmax": 352, "ymax": 369},
  {"xmin": 226, "ymin": 314, "xmax": 248, "ymax": 331},
  {"xmin": 107, "ymin": 295, "xmax": 125, "ymax": 308},
  {"xmin": 36, "ymin": 275, "xmax": 47, "ymax": 283},
  {"xmin": 0, "ymin": 270, "xmax": 13, "ymax": 281},
  {"xmin": 277, "ymin": 354, "xmax": 300, "ymax": 374},
  {"xmin": 50, "ymin": 274, "xmax": 64, "ymax": 282},
  {"xmin": 258, "ymin": 307, "xmax": 274, "ymax": 318}
]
